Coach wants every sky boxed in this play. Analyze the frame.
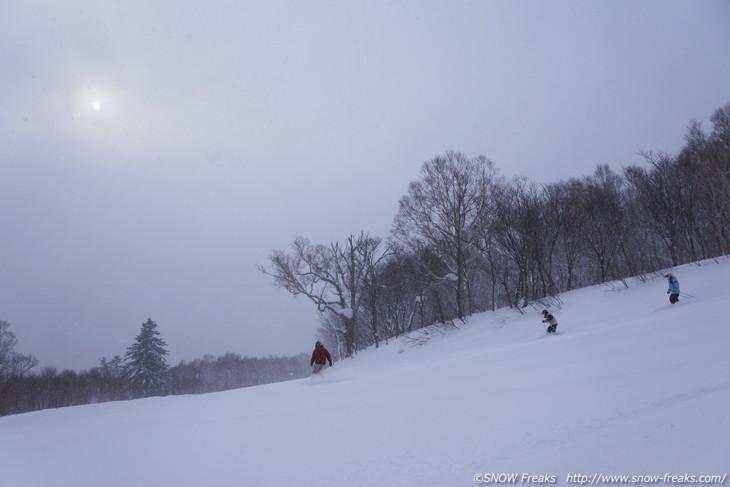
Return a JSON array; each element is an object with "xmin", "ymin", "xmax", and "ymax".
[{"xmin": 1, "ymin": 0, "xmax": 729, "ymax": 371}]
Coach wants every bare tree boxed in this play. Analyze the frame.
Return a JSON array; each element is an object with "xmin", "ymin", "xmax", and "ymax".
[
  {"xmin": 0, "ymin": 320, "xmax": 38, "ymax": 383},
  {"xmin": 491, "ymin": 178, "xmax": 549, "ymax": 308},
  {"xmin": 371, "ymin": 245, "xmax": 429, "ymax": 339},
  {"xmin": 625, "ymin": 152, "xmax": 685, "ymax": 266},
  {"xmin": 681, "ymin": 104, "xmax": 730, "ymax": 256},
  {"xmin": 260, "ymin": 231, "xmax": 386, "ymax": 357},
  {"xmin": 580, "ymin": 165, "xmax": 627, "ymax": 283},
  {"xmin": 543, "ymin": 178, "xmax": 587, "ymax": 291},
  {"xmin": 359, "ymin": 238, "xmax": 394, "ymax": 349},
  {"xmin": 392, "ymin": 151, "xmax": 495, "ymax": 320}
]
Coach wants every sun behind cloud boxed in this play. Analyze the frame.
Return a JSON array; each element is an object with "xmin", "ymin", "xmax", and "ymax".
[
  {"xmin": 73, "ymin": 79, "xmax": 116, "ymax": 120},
  {"xmin": 62, "ymin": 77, "xmax": 170, "ymax": 160},
  {"xmin": 61, "ymin": 79, "xmax": 126, "ymax": 145}
]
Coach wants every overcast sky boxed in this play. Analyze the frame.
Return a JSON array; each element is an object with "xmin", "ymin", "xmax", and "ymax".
[{"xmin": 1, "ymin": 1, "xmax": 729, "ymax": 371}]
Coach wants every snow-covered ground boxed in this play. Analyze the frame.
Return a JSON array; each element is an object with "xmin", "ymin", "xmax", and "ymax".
[{"xmin": 2, "ymin": 258, "xmax": 729, "ymax": 487}]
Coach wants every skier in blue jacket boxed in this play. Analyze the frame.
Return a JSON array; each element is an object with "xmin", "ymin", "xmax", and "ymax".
[{"xmin": 665, "ymin": 273, "xmax": 680, "ymax": 304}]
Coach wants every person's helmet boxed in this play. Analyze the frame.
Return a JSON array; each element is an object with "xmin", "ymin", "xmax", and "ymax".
[
  {"xmin": 541, "ymin": 309, "xmax": 548, "ymax": 315},
  {"xmin": 315, "ymin": 341, "xmax": 321, "ymax": 347}
]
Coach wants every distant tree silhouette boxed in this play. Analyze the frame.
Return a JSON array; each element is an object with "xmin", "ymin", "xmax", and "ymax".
[{"xmin": 0, "ymin": 320, "xmax": 38, "ymax": 383}]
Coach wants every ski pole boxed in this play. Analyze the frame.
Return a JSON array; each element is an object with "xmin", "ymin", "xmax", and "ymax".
[{"xmin": 680, "ymin": 293, "xmax": 696, "ymax": 298}]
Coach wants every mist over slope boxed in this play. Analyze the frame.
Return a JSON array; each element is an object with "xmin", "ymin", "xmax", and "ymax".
[{"xmin": 2, "ymin": 258, "xmax": 729, "ymax": 487}]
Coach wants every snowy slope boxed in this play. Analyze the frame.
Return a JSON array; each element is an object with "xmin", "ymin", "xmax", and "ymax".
[{"xmin": 2, "ymin": 258, "xmax": 729, "ymax": 487}]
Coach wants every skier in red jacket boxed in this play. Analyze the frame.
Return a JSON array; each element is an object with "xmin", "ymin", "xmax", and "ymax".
[{"xmin": 310, "ymin": 341, "xmax": 333, "ymax": 375}]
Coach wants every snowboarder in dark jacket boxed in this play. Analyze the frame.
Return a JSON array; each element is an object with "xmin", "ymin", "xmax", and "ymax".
[
  {"xmin": 541, "ymin": 310, "xmax": 558, "ymax": 334},
  {"xmin": 665, "ymin": 273, "xmax": 680, "ymax": 304},
  {"xmin": 310, "ymin": 341, "xmax": 333, "ymax": 375}
]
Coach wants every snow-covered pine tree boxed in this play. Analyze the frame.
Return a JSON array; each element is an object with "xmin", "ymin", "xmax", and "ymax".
[{"xmin": 124, "ymin": 318, "xmax": 170, "ymax": 398}]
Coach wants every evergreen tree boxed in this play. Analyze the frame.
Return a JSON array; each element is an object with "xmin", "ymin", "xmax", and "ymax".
[{"xmin": 124, "ymin": 318, "xmax": 170, "ymax": 398}]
